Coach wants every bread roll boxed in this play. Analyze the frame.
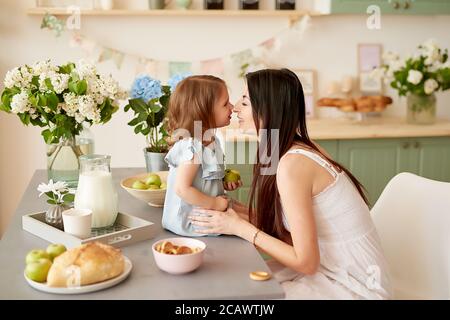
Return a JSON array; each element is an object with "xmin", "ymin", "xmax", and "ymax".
[{"xmin": 47, "ymin": 242, "xmax": 125, "ymax": 287}]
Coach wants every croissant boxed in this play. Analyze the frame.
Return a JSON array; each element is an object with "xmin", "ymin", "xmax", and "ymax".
[
  {"xmin": 47, "ymin": 242, "xmax": 125, "ymax": 287},
  {"xmin": 318, "ymin": 95, "xmax": 392, "ymax": 113}
]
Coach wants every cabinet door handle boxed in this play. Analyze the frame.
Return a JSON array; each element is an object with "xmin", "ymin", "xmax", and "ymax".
[
  {"xmin": 414, "ymin": 141, "xmax": 420, "ymax": 149},
  {"xmin": 402, "ymin": 141, "xmax": 410, "ymax": 149},
  {"xmin": 392, "ymin": 1, "xmax": 400, "ymax": 9},
  {"xmin": 404, "ymin": 1, "xmax": 410, "ymax": 9}
]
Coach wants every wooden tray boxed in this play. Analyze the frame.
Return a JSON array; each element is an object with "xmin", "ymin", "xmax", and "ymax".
[{"xmin": 22, "ymin": 212, "xmax": 156, "ymax": 248}]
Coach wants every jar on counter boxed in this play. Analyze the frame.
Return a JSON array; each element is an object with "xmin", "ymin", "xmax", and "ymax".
[
  {"xmin": 205, "ymin": 0, "xmax": 224, "ymax": 9},
  {"xmin": 276, "ymin": 0, "xmax": 295, "ymax": 10},
  {"xmin": 239, "ymin": 0, "xmax": 259, "ymax": 10}
]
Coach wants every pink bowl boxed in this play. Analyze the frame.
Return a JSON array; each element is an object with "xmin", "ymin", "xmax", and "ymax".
[{"xmin": 152, "ymin": 237, "xmax": 206, "ymax": 275}]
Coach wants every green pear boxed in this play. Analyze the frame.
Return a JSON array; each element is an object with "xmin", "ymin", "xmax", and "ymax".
[
  {"xmin": 132, "ymin": 180, "xmax": 149, "ymax": 190},
  {"xmin": 46, "ymin": 244, "xmax": 67, "ymax": 261},
  {"xmin": 25, "ymin": 258, "xmax": 52, "ymax": 283},
  {"xmin": 223, "ymin": 169, "xmax": 241, "ymax": 183},
  {"xmin": 25, "ymin": 249, "xmax": 50, "ymax": 265},
  {"xmin": 145, "ymin": 173, "xmax": 162, "ymax": 187}
]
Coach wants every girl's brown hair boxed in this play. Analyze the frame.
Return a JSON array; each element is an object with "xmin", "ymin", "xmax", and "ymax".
[
  {"xmin": 246, "ymin": 69, "xmax": 369, "ymax": 244},
  {"xmin": 167, "ymin": 75, "xmax": 226, "ymax": 140}
]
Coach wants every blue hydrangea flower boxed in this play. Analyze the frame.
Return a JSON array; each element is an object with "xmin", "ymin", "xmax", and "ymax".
[
  {"xmin": 130, "ymin": 75, "xmax": 163, "ymax": 102},
  {"xmin": 168, "ymin": 72, "xmax": 192, "ymax": 92}
]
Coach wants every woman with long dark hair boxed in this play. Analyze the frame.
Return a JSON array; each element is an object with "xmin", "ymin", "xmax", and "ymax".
[{"xmin": 189, "ymin": 69, "xmax": 392, "ymax": 299}]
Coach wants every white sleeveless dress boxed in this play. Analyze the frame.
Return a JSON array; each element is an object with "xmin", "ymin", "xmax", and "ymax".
[{"xmin": 267, "ymin": 149, "xmax": 393, "ymax": 300}]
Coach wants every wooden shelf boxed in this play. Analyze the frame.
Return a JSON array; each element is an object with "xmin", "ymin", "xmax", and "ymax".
[{"xmin": 27, "ymin": 8, "xmax": 324, "ymax": 18}]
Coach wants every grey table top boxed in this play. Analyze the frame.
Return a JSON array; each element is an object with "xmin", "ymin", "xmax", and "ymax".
[{"xmin": 0, "ymin": 168, "xmax": 285, "ymax": 300}]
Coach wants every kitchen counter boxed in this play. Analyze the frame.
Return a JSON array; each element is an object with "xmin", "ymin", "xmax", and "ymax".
[
  {"xmin": 220, "ymin": 117, "xmax": 450, "ymax": 141},
  {"xmin": 0, "ymin": 168, "xmax": 284, "ymax": 300}
]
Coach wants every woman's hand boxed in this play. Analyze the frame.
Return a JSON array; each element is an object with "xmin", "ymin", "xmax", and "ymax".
[
  {"xmin": 189, "ymin": 207, "xmax": 246, "ymax": 236},
  {"xmin": 223, "ymin": 180, "xmax": 243, "ymax": 191}
]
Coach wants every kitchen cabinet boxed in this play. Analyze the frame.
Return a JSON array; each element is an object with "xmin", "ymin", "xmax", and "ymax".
[
  {"xmin": 225, "ymin": 136, "xmax": 450, "ymax": 207},
  {"xmin": 330, "ymin": 0, "xmax": 450, "ymax": 15}
]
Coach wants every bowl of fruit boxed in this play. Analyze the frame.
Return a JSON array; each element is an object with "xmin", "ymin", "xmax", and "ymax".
[{"xmin": 120, "ymin": 171, "xmax": 168, "ymax": 207}]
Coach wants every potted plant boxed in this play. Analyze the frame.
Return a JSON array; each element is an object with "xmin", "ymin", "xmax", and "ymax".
[
  {"xmin": 125, "ymin": 73, "xmax": 190, "ymax": 172},
  {"xmin": 377, "ymin": 39, "xmax": 450, "ymax": 124},
  {"xmin": 0, "ymin": 59, "xmax": 125, "ymax": 186}
]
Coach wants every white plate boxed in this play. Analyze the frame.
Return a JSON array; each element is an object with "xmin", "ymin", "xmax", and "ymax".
[{"xmin": 24, "ymin": 256, "xmax": 132, "ymax": 295}]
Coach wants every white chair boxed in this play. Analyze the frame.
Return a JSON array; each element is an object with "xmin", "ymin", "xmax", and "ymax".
[{"xmin": 371, "ymin": 172, "xmax": 450, "ymax": 300}]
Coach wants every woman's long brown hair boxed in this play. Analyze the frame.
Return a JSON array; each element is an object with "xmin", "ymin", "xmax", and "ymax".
[{"xmin": 246, "ymin": 69, "xmax": 369, "ymax": 243}]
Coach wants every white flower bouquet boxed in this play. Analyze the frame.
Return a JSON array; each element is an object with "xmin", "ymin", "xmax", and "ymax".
[
  {"xmin": 0, "ymin": 59, "xmax": 126, "ymax": 144},
  {"xmin": 37, "ymin": 179, "xmax": 74, "ymax": 206},
  {"xmin": 378, "ymin": 39, "xmax": 450, "ymax": 96}
]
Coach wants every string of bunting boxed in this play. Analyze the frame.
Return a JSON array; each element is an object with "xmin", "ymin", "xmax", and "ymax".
[{"xmin": 41, "ymin": 12, "xmax": 311, "ymax": 79}]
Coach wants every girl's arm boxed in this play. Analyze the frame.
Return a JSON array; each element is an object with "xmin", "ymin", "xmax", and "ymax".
[{"xmin": 175, "ymin": 157, "xmax": 228, "ymax": 212}]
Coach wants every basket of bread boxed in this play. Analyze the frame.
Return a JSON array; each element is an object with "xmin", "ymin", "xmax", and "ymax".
[
  {"xmin": 24, "ymin": 242, "xmax": 132, "ymax": 294},
  {"xmin": 318, "ymin": 95, "xmax": 393, "ymax": 113}
]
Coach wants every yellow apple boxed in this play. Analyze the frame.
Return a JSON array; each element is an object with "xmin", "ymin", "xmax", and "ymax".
[
  {"xmin": 25, "ymin": 249, "xmax": 50, "ymax": 265},
  {"xmin": 46, "ymin": 244, "xmax": 67, "ymax": 261}
]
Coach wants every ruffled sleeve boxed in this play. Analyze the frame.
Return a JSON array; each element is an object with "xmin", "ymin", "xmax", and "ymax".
[{"xmin": 164, "ymin": 138, "xmax": 202, "ymax": 168}]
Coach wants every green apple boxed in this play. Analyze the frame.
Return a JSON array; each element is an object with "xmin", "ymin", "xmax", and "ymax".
[
  {"xmin": 132, "ymin": 180, "xmax": 149, "ymax": 190},
  {"xmin": 25, "ymin": 249, "xmax": 50, "ymax": 265},
  {"xmin": 160, "ymin": 182, "xmax": 167, "ymax": 190},
  {"xmin": 145, "ymin": 173, "xmax": 161, "ymax": 187},
  {"xmin": 148, "ymin": 184, "xmax": 160, "ymax": 190},
  {"xmin": 46, "ymin": 244, "xmax": 67, "ymax": 261},
  {"xmin": 223, "ymin": 169, "xmax": 241, "ymax": 183},
  {"xmin": 25, "ymin": 258, "xmax": 52, "ymax": 283}
]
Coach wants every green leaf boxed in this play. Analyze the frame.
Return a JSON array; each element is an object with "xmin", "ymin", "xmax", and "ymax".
[
  {"xmin": 37, "ymin": 94, "xmax": 47, "ymax": 107},
  {"xmin": 142, "ymin": 126, "xmax": 151, "ymax": 136},
  {"xmin": 18, "ymin": 113, "xmax": 31, "ymax": 126},
  {"xmin": 129, "ymin": 98, "xmax": 148, "ymax": 113},
  {"xmin": 47, "ymin": 199, "xmax": 57, "ymax": 205},
  {"xmin": 127, "ymin": 117, "xmax": 142, "ymax": 126},
  {"xmin": 76, "ymin": 79, "xmax": 87, "ymax": 95},
  {"xmin": 62, "ymin": 193, "xmax": 75, "ymax": 203},
  {"xmin": 46, "ymin": 92, "xmax": 59, "ymax": 109},
  {"xmin": 134, "ymin": 123, "xmax": 143, "ymax": 134},
  {"xmin": 44, "ymin": 78, "xmax": 54, "ymax": 91},
  {"xmin": 42, "ymin": 129, "xmax": 54, "ymax": 144},
  {"xmin": 124, "ymin": 104, "xmax": 131, "ymax": 112}
]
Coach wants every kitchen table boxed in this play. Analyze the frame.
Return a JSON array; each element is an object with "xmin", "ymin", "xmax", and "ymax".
[{"xmin": 0, "ymin": 168, "xmax": 285, "ymax": 300}]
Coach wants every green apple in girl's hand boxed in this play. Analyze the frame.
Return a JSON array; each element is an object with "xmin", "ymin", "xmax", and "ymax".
[
  {"xmin": 145, "ymin": 173, "xmax": 161, "ymax": 187},
  {"xmin": 25, "ymin": 258, "xmax": 52, "ymax": 283},
  {"xmin": 25, "ymin": 249, "xmax": 50, "ymax": 264},
  {"xmin": 46, "ymin": 244, "xmax": 66, "ymax": 261},
  {"xmin": 132, "ymin": 180, "xmax": 149, "ymax": 190},
  {"xmin": 224, "ymin": 169, "xmax": 241, "ymax": 183}
]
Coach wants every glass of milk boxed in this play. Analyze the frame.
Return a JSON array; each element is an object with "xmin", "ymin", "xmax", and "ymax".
[{"xmin": 74, "ymin": 154, "xmax": 118, "ymax": 229}]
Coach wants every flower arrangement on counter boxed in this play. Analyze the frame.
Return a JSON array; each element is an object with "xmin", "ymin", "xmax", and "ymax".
[
  {"xmin": 374, "ymin": 39, "xmax": 450, "ymax": 124},
  {"xmin": 378, "ymin": 39, "xmax": 450, "ymax": 96},
  {"xmin": 124, "ymin": 73, "xmax": 191, "ymax": 154},
  {"xmin": 0, "ymin": 59, "xmax": 126, "ymax": 144}
]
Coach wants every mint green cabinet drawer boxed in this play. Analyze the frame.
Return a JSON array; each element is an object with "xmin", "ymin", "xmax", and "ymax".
[
  {"xmin": 331, "ymin": 0, "xmax": 450, "ymax": 14},
  {"xmin": 412, "ymin": 137, "xmax": 450, "ymax": 182},
  {"xmin": 338, "ymin": 138, "xmax": 410, "ymax": 206}
]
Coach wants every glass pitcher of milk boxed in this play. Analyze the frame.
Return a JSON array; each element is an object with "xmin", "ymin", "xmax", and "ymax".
[{"xmin": 74, "ymin": 154, "xmax": 118, "ymax": 229}]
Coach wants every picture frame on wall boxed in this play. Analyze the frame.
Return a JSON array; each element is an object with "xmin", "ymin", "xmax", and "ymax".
[
  {"xmin": 293, "ymin": 69, "xmax": 316, "ymax": 118},
  {"xmin": 35, "ymin": 0, "xmax": 95, "ymax": 9},
  {"xmin": 357, "ymin": 43, "xmax": 383, "ymax": 94}
]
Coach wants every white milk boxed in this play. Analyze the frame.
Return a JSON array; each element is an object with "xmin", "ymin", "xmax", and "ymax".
[{"xmin": 74, "ymin": 170, "xmax": 118, "ymax": 228}]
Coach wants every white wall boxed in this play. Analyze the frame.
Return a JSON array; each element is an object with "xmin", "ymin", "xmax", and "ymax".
[{"xmin": 1, "ymin": 0, "xmax": 450, "ymax": 235}]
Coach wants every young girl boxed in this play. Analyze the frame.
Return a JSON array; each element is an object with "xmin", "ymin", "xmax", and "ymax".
[{"xmin": 162, "ymin": 75, "xmax": 242, "ymax": 236}]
